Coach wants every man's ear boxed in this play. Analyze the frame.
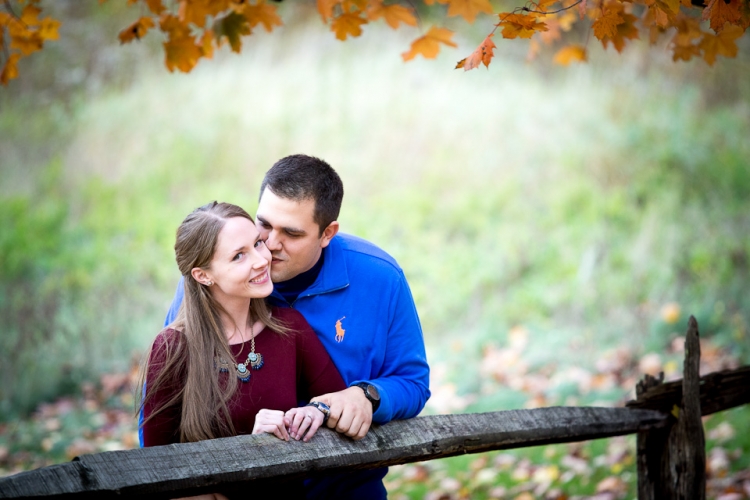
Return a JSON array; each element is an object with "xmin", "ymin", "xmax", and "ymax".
[
  {"xmin": 191, "ymin": 267, "xmax": 213, "ymax": 286},
  {"xmin": 320, "ymin": 221, "xmax": 339, "ymax": 249}
]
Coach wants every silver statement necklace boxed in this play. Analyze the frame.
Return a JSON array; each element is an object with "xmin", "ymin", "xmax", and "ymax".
[{"xmin": 217, "ymin": 323, "xmax": 264, "ymax": 382}]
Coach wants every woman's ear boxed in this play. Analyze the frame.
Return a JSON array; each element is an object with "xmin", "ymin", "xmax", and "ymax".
[{"xmin": 191, "ymin": 267, "xmax": 214, "ymax": 287}]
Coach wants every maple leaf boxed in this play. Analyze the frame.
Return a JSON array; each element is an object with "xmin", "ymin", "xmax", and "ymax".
[
  {"xmin": 38, "ymin": 17, "xmax": 61, "ymax": 41},
  {"xmin": 0, "ymin": 53, "xmax": 20, "ymax": 85},
  {"xmin": 600, "ymin": 12, "xmax": 639, "ymax": 51},
  {"xmin": 498, "ymin": 13, "xmax": 548, "ymax": 39},
  {"xmin": 144, "ymin": 0, "xmax": 166, "ymax": 15},
  {"xmin": 553, "ymin": 44, "xmax": 587, "ymax": 64},
  {"xmin": 699, "ymin": 23, "xmax": 743, "ymax": 64},
  {"xmin": 456, "ymin": 33, "xmax": 496, "ymax": 70},
  {"xmin": 118, "ymin": 17, "xmax": 155, "ymax": 44},
  {"xmin": 331, "ymin": 12, "xmax": 367, "ymax": 40},
  {"xmin": 213, "ymin": 11, "xmax": 252, "ymax": 52},
  {"xmin": 19, "ymin": 4, "xmax": 42, "ymax": 26},
  {"xmin": 317, "ymin": 0, "xmax": 341, "ymax": 22},
  {"xmin": 243, "ymin": 1, "xmax": 283, "ymax": 32},
  {"xmin": 160, "ymin": 14, "xmax": 192, "ymax": 39},
  {"xmin": 367, "ymin": 2, "xmax": 417, "ymax": 29},
  {"xmin": 402, "ymin": 26, "xmax": 457, "ymax": 61},
  {"xmin": 592, "ymin": 3, "xmax": 625, "ymax": 40},
  {"xmin": 199, "ymin": 30, "xmax": 214, "ymax": 59},
  {"xmin": 702, "ymin": 0, "xmax": 743, "ymax": 32},
  {"xmin": 179, "ymin": 0, "xmax": 227, "ymax": 28},
  {"xmin": 447, "ymin": 0, "xmax": 494, "ymax": 23},
  {"xmin": 163, "ymin": 35, "xmax": 202, "ymax": 72},
  {"xmin": 671, "ymin": 41, "xmax": 701, "ymax": 60},
  {"xmin": 8, "ymin": 28, "xmax": 44, "ymax": 56}
]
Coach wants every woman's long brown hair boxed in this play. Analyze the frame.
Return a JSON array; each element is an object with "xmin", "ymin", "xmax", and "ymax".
[{"xmin": 137, "ymin": 201, "xmax": 287, "ymax": 443}]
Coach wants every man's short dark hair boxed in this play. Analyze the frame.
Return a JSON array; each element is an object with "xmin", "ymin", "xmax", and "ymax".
[{"xmin": 259, "ymin": 154, "xmax": 344, "ymax": 235}]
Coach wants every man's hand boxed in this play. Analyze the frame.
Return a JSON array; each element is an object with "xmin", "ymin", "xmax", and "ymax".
[{"xmin": 313, "ymin": 386, "xmax": 372, "ymax": 440}]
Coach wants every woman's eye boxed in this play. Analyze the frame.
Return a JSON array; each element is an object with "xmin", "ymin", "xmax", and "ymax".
[
  {"xmin": 233, "ymin": 252, "xmax": 244, "ymax": 261},
  {"xmin": 254, "ymin": 240, "xmax": 264, "ymax": 248}
]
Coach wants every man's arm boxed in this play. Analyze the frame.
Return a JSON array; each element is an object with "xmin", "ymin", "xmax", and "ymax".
[
  {"xmin": 313, "ymin": 271, "xmax": 430, "ymax": 438},
  {"xmin": 164, "ymin": 277, "xmax": 185, "ymax": 327}
]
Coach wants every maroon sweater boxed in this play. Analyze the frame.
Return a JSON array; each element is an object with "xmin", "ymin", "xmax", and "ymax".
[{"xmin": 142, "ymin": 307, "xmax": 346, "ymax": 446}]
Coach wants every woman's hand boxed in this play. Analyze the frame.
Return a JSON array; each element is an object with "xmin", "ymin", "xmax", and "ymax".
[
  {"xmin": 252, "ymin": 409, "xmax": 289, "ymax": 441},
  {"xmin": 284, "ymin": 406, "xmax": 325, "ymax": 442}
]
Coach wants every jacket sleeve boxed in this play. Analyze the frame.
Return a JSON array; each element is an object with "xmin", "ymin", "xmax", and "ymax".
[
  {"xmin": 352, "ymin": 271, "xmax": 431, "ymax": 424},
  {"xmin": 164, "ymin": 277, "xmax": 185, "ymax": 327}
]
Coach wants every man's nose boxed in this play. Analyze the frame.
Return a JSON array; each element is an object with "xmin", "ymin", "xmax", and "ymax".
[{"xmin": 264, "ymin": 232, "xmax": 282, "ymax": 251}]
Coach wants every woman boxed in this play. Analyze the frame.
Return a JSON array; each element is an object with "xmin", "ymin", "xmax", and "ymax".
[{"xmin": 138, "ymin": 202, "xmax": 345, "ymax": 495}]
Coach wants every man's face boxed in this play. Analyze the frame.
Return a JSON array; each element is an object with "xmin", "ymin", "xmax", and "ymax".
[{"xmin": 255, "ymin": 188, "xmax": 337, "ymax": 283}]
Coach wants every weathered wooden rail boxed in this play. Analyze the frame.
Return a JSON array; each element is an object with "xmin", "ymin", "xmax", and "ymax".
[{"xmin": 1, "ymin": 316, "xmax": 748, "ymax": 499}]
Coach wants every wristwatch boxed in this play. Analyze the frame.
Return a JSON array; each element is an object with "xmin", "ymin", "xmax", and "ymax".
[
  {"xmin": 307, "ymin": 401, "xmax": 331, "ymax": 424},
  {"xmin": 354, "ymin": 382, "xmax": 381, "ymax": 412}
]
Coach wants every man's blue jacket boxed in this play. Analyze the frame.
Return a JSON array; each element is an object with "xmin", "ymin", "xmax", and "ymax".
[{"xmin": 163, "ymin": 233, "xmax": 431, "ymax": 424}]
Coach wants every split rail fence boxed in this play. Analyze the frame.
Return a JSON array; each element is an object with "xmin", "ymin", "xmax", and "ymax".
[{"xmin": 1, "ymin": 316, "xmax": 749, "ymax": 499}]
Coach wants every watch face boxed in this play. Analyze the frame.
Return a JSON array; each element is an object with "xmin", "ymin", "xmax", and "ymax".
[{"xmin": 366, "ymin": 384, "xmax": 380, "ymax": 401}]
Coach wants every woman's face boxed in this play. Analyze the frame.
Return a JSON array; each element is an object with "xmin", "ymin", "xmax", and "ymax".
[{"xmin": 201, "ymin": 216, "xmax": 274, "ymax": 301}]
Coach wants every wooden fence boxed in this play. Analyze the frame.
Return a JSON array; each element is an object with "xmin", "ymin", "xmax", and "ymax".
[{"xmin": 1, "ymin": 316, "xmax": 748, "ymax": 499}]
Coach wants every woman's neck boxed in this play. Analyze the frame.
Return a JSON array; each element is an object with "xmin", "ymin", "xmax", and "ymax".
[{"xmin": 216, "ymin": 296, "xmax": 252, "ymax": 343}]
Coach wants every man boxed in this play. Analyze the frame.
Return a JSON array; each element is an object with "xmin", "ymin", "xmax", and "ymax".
[{"xmin": 163, "ymin": 154, "xmax": 430, "ymax": 499}]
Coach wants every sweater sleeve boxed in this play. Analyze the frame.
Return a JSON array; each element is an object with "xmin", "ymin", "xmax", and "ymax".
[
  {"xmin": 141, "ymin": 330, "xmax": 183, "ymax": 446},
  {"xmin": 287, "ymin": 311, "xmax": 347, "ymax": 403}
]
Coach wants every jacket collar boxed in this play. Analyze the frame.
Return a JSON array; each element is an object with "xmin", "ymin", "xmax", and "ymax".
[{"xmin": 270, "ymin": 234, "xmax": 349, "ymax": 304}]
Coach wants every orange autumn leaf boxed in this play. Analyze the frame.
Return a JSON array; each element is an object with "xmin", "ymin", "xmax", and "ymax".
[
  {"xmin": 553, "ymin": 44, "xmax": 587, "ymax": 64},
  {"xmin": 700, "ymin": 23, "xmax": 743, "ymax": 64},
  {"xmin": 367, "ymin": 2, "xmax": 417, "ymax": 29},
  {"xmin": 332, "ymin": 12, "xmax": 368, "ymax": 40},
  {"xmin": 498, "ymin": 12, "xmax": 548, "ymax": 39},
  {"xmin": 447, "ymin": 0, "xmax": 494, "ymax": 23},
  {"xmin": 163, "ymin": 35, "xmax": 202, "ymax": 72},
  {"xmin": 143, "ymin": 0, "xmax": 166, "ymax": 15},
  {"xmin": 455, "ymin": 33, "xmax": 496, "ymax": 70},
  {"xmin": 317, "ymin": 0, "xmax": 341, "ymax": 22},
  {"xmin": 600, "ymin": 11, "xmax": 639, "ymax": 52},
  {"xmin": 243, "ymin": 1, "xmax": 283, "ymax": 32},
  {"xmin": 402, "ymin": 26, "xmax": 457, "ymax": 61},
  {"xmin": 9, "ymin": 29, "xmax": 43, "ymax": 56},
  {"xmin": 38, "ymin": 17, "xmax": 61, "ymax": 41},
  {"xmin": 19, "ymin": 4, "xmax": 42, "ymax": 26},
  {"xmin": 702, "ymin": 0, "xmax": 743, "ymax": 32},
  {"xmin": 199, "ymin": 30, "xmax": 214, "ymax": 58},
  {"xmin": 0, "ymin": 52, "xmax": 20, "ymax": 85},
  {"xmin": 592, "ymin": 3, "xmax": 625, "ymax": 40},
  {"xmin": 423, "ymin": 0, "xmax": 450, "ymax": 4},
  {"xmin": 178, "ymin": 0, "xmax": 225, "ymax": 28},
  {"xmin": 213, "ymin": 11, "xmax": 252, "ymax": 52},
  {"xmin": 118, "ymin": 17, "xmax": 155, "ymax": 44}
]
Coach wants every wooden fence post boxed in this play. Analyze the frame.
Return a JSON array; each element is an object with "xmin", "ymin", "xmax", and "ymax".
[{"xmin": 636, "ymin": 315, "xmax": 706, "ymax": 499}]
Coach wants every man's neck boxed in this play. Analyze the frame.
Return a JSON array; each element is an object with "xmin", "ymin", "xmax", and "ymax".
[{"xmin": 274, "ymin": 251, "xmax": 325, "ymax": 304}]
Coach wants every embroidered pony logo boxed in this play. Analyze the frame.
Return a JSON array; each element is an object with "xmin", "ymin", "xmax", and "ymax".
[{"xmin": 335, "ymin": 317, "xmax": 346, "ymax": 343}]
